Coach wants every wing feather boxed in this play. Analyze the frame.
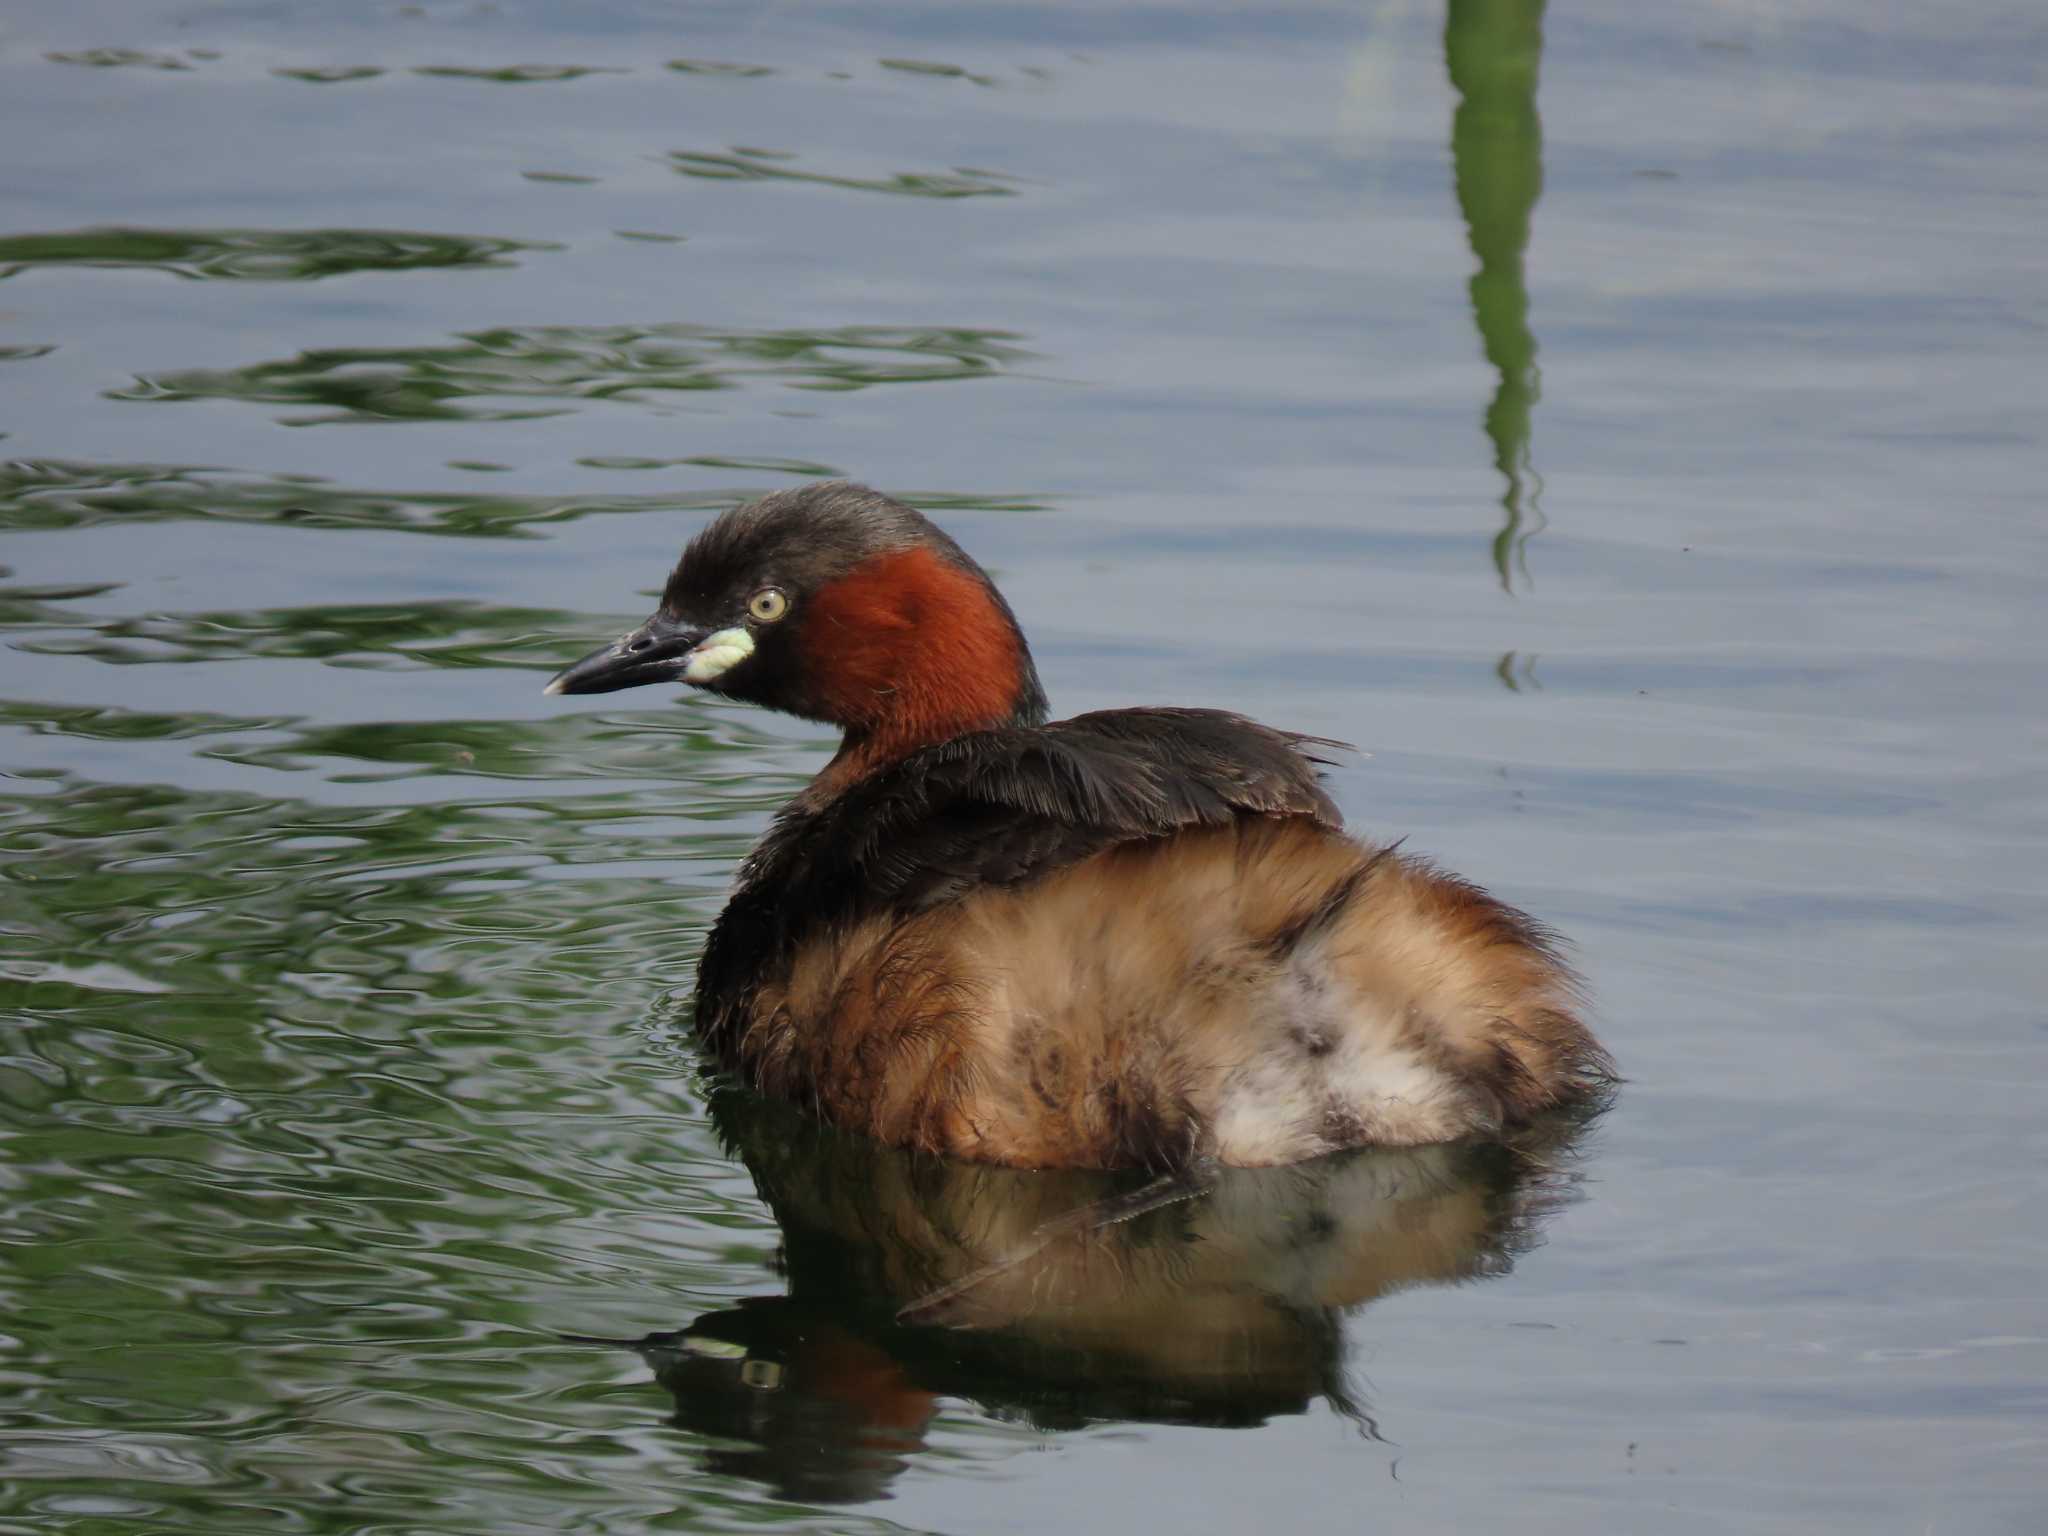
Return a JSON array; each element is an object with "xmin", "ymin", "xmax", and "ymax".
[{"xmin": 695, "ymin": 708, "xmax": 1345, "ymax": 1048}]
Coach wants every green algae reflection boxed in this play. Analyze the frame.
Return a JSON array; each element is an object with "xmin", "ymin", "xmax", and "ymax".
[
  {"xmin": 110, "ymin": 323, "xmax": 1033, "ymax": 424},
  {"xmin": 0, "ymin": 460, "xmax": 1048, "ymax": 540},
  {"xmin": 0, "ymin": 226, "xmax": 553, "ymax": 282},
  {"xmin": 668, "ymin": 147, "xmax": 1019, "ymax": 198}
]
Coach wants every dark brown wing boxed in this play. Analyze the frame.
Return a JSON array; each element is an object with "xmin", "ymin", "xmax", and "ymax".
[{"xmin": 695, "ymin": 708, "xmax": 1345, "ymax": 1049}]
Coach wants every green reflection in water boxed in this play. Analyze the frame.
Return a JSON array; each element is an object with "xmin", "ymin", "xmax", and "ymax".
[
  {"xmin": 665, "ymin": 58, "xmax": 775, "ymax": 78},
  {"xmin": 1445, "ymin": 0, "xmax": 1547, "ymax": 592},
  {"xmin": 668, "ymin": 148, "xmax": 1020, "ymax": 199},
  {"xmin": 0, "ymin": 694, "xmax": 801, "ymax": 789},
  {"xmin": 271, "ymin": 65, "xmax": 387, "ymax": 84},
  {"xmin": 0, "ymin": 460, "xmax": 1047, "ymax": 539},
  {"xmin": 413, "ymin": 64, "xmax": 628, "ymax": 84},
  {"xmin": 0, "ymin": 692, "xmax": 791, "ymax": 1094},
  {"xmin": 0, "ymin": 474, "xmax": 798, "ymax": 1524},
  {"xmin": 110, "ymin": 323, "xmax": 1032, "ymax": 423},
  {"xmin": 0, "ymin": 459, "xmax": 730, "ymax": 538},
  {"xmin": 0, "ymin": 227, "xmax": 552, "ymax": 282},
  {"xmin": 44, "ymin": 47, "xmax": 195, "ymax": 70},
  {"xmin": 576, "ymin": 454, "xmax": 841, "ymax": 475},
  {"xmin": 878, "ymin": 58, "xmax": 1002, "ymax": 88},
  {"xmin": 7, "ymin": 597, "xmax": 583, "ymax": 676},
  {"xmin": 1494, "ymin": 649, "xmax": 1542, "ymax": 692},
  {"xmin": 0, "ymin": 717, "xmax": 835, "ymax": 1528}
]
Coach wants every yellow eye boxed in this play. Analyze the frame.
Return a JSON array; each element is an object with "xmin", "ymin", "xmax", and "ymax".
[{"xmin": 748, "ymin": 587, "xmax": 789, "ymax": 623}]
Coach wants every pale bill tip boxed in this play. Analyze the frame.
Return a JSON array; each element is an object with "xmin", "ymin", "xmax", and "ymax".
[{"xmin": 541, "ymin": 676, "xmax": 567, "ymax": 696}]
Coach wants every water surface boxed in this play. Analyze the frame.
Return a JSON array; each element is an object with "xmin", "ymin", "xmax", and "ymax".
[{"xmin": 3, "ymin": 2, "xmax": 2045, "ymax": 1532}]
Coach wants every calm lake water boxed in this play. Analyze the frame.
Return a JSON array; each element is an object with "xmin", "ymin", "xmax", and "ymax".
[{"xmin": 3, "ymin": 2, "xmax": 2045, "ymax": 1531}]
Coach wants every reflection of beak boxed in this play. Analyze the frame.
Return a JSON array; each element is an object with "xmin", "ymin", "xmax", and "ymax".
[{"xmin": 543, "ymin": 613, "xmax": 707, "ymax": 696}]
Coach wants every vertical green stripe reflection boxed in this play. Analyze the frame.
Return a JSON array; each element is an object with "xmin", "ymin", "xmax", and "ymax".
[{"xmin": 1446, "ymin": 0, "xmax": 1547, "ymax": 592}]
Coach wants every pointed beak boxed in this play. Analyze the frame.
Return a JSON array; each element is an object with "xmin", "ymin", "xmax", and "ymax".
[{"xmin": 543, "ymin": 613, "xmax": 707, "ymax": 696}]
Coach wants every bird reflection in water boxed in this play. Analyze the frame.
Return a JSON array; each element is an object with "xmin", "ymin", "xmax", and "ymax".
[{"xmin": 571, "ymin": 1088, "xmax": 1602, "ymax": 1503}]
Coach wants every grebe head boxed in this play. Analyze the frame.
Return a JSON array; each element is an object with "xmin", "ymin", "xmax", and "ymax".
[{"xmin": 546, "ymin": 482, "xmax": 1048, "ymax": 782}]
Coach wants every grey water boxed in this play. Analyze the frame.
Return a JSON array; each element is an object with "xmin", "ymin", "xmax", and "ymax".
[{"xmin": 2, "ymin": 2, "xmax": 2045, "ymax": 1532}]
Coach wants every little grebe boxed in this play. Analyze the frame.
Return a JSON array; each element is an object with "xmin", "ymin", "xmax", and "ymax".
[{"xmin": 546, "ymin": 482, "xmax": 1611, "ymax": 1169}]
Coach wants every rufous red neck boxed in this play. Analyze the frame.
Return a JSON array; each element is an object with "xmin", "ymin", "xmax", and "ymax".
[{"xmin": 798, "ymin": 544, "xmax": 1029, "ymax": 798}]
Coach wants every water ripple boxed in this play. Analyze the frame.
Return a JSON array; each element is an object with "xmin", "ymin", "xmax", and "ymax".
[
  {"xmin": 0, "ymin": 458, "xmax": 739, "ymax": 538},
  {"xmin": 413, "ymin": 64, "xmax": 627, "ymax": 84},
  {"xmin": 667, "ymin": 148, "xmax": 1021, "ymax": 199},
  {"xmin": 111, "ymin": 323, "xmax": 1033, "ymax": 424},
  {"xmin": 9, "ymin": 598, "xmax": 580, "ymax": 674},
  {"xmin": 44, "ymin": 48, "xmax": 198, "ymax": 71},
  {"xmin": 664, "ymin": 59, "xmax": 774, "ymax": 79},
  {"xmin": 0, "ymin": 228, "xmax": 553, "ymax": 282},
  {"xmin": 270, "ymin": 65, "xmax": 386, "ymax": 85}
]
